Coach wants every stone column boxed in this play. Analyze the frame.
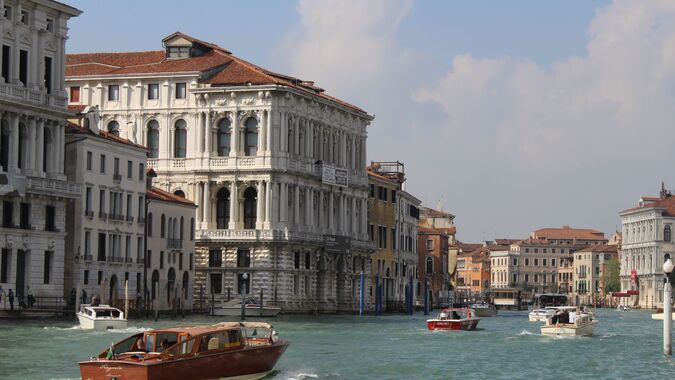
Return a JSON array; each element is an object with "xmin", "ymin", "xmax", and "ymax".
[
  {"xmin": 265, "ymin": 180, "xmax": 272, "ymax": 225},
  {"xmin": 205, "ymin": 111, "xmax": 212, "ymax": 156},
  {"xmin": 295, "ymin": 119, "xmax": 301, "ymax": 156},
  {"xmin": 196, "ymin": 182, "xmax": 203, "ymax": 226},
  {"xmin": 318, "ymin": 190, "xmax": 324, "ymax": 229},
  {"xmin": 256, "ymin": 181, "xmax": 264, "ymax": 228},
  {"xmin": 27, "ymin": 118, "xmax": 36, "ymax": 171},
  {"xmin": 350, "ymin": 135, "xmax": 356, "ymax": 169},
  {"xmin": 361, "ymin": 198, "xmax": 368, "ymax": 238},
  {"xmin": 58, "ymin": 124, "xmax": 64, "ymax": 174},
  {"xmin": 328, "ymin": 191, "xmax": 334, "ymax": 232},
  {"xmin": 36, "ymin": 119, "xmax": 44, "ymax": 174},
  {"xmin": 229, "ymin": 181, "xmax": 238, "ymax": 229},
  {"xmin": 9, "ymin": 114, "xmax": 19, "ymax": 172},
  {"xmin": 328, "ymin": 130, "xmax": 333, "ymax": 164},
  {"xmin": 279, "ymin": 182, "xmax": 287, "ymax": 223},
  {"xmin": 259, "ymin": 110, "xmax": 266, "ymax": 155},
  {"xmin": 229, "ymin": 111, "xmax": 238, "ymax": 158},
  {"xmin": 306, "ymin": 188, "xmax": 313, "ymax": 228},
  {"xmin": 203, "ymin": 181, "xmax": 211, "ymax": 229},
  {"xmin": 294, "ymin": 185, "xmax": 300, "ymax": 225},
  {"xmin": 266, "ymin": 110, "xmax": 272, "ymax": 154},
  {"xmin": 196, "ymin": 111, "xmax": 203, "ymax": 156},
  {"xmin": 351, "ymin": 197, "xmax": 357, "ymax": 234},
  {"xmin": 281, "ymin": 112, "xmax": 288, "ymax": 153},
  {"xmin": 307, "ymin": 122, "xmax": 314, "ymax": 159},
  {"xmin": 318, "ymin": 126, "xmax": 324, "ymax": 162}
]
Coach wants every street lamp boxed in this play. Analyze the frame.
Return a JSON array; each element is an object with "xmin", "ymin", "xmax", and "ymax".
[
  {"xmin": 663, "ymin": 256, "xmax": 673, "ymax": 356},
  {"xmin": 241, "ymin": 273, "xmax": 248, "ymax": 321}
]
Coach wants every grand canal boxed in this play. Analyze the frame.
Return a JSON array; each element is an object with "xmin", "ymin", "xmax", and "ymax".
[{"xmin": 0, "ymin": 309, "xmax": 673, "ymax": 379}]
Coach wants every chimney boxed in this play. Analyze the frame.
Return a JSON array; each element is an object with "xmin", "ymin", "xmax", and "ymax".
[{"xmin": 146, "ymin": 168, "xmax": 157, "ymax": 190}]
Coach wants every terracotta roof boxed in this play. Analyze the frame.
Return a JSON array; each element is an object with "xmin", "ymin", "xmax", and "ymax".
[
  {"xmin": 418, "ymin": 226, "xmax": 448, "ymax": 234},
  {"xmin": 67, "ymin": 104, "xmax": 87, "ymax": 113},
  {"xmin": 65, "ymin": 122, "xmax": 147, "ymax": 149},
  {"xmin": 453, "ymin": 242, "xmax": 482, "ymax": 252},
  {"xmin": 494, "ymin": 239, "xmax": 520, "ymax": 245},
  {"xmin": 147, "ymin": 186, "xmax": 196, "ymax": 206},
  {"xmin": 532, "ymin": 226, "xmax": 606, "ymax": 241},
  {"xmin": 367, "ymin": 168, "xmax": 399, "ymax": 184},
  {"xmin": 620, "ymin": 195, "xmax": 675, "ymax": 217},
  {"xmin": 66, "ymin": 32, "xmax": 368, "ymax": 115},
  {"xmin": 576, "ymin": 244, "xmax": 618, "ymax": 253}
]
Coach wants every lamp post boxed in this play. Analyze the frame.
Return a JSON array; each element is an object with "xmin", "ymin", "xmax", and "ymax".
[
  {"xmin": 240, "ymin": 273, "xmax": 248, "ymax": 321},
  {"xmin": 663, "ymin": 257, "xmax": 673, "ymax": 356}
]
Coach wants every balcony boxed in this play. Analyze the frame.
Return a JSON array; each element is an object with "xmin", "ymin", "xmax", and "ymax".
[
  {"xmin": 138, "ymin": 217, "xmax": 146, "ymax": 224},
  {"xmin": 26, "ymin": 176, "xmax": 81, "ymax": 199},
  {"xmin": 109, "ymin": 214, "xmax": 125, "ymax": 221},
  {"xmin": 84, "ymin": 210, "xmax": 94, "ymax": 218},
  {"xmin": 45, "ymin": 224, "xmax": 58, "ymax": 232},
  {"xmin": 99, "ymin": 212, "xmax": 108, "ymax": 220},
  {"xmin": 125, "ymin": 257, "xmax": 134, "ymax": 264},
  {"xmin": 83, "ymin": 254, "xmax": 93, "ymax": 262},
  {"xmin": 107, "ymin": 256, "xmax": 125, "ymax": 264},
  {"xmin": 126, "ymin": 216, "xmax": 134, "ymax": 223},
  {"xmin": 0, "ymin": 82, "xmax": 68, "ymax": 110},
  {"xmin": 168, "ymin": 238, "xmax": 182, "ymax": 249},
  {"xmin": 113, "ymin": 173, "xmax": 122, "ymax": 182}
]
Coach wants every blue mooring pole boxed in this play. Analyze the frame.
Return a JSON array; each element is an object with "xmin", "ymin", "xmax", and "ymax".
[
  {"xmin": 359, "ymin": 271, "xmax": 365, "ymax": 316},
  {"xmin": 424, "ymin": 279, "xmax": 429, "ymax": 316}
]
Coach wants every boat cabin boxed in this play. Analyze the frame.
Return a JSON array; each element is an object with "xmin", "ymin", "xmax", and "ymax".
[{"xmin": 80, "ymin": 305, "xmax": 124, "ymax": 319}]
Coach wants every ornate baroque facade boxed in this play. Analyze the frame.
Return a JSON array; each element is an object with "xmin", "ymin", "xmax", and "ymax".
[
  {"xmin": 65, "ymin": 32, "xmax": 374, "ymax": 312},
  {"xmin": 0, "ymin": 0, "xmax": 80, "ymax": 304}
]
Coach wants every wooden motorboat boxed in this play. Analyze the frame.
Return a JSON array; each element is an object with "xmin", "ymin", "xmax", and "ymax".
[
  {"xmin": 213, "ymin": 297, "xmax": 282, "ymax": 317},
  {"xmin": 77, "ymin": 304, "xmax": 127, "ymax": 330},
  {"xmin": 541, "ymin": 307, "xmax": 597, "ymax": 337},
  {"xmin": 426, "ymin": 308, "xmax": 480, "ymax": 331},
  {"xmin": 470, "ymin": 302, "xmax": 497, "ymax": 317},
  {"xmin": 79, "ymin": 322, "xmax": 288, "ymax": 380}
]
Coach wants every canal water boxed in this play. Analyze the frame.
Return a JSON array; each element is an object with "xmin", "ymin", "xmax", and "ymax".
[{"xmin": 0, "ymin": 309, "xmax": 673, "ymax": 379}]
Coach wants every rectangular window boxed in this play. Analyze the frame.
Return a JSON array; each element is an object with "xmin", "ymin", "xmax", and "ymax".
[
  {"xmin": 45, "ymin": 205, "xmax": 55, "ymax": 231},
  {"xmin": 209, "ymin": 249, "xmax": 222, "ymax": 267},
  {"xmin": 2, "ymin": 6, "xmax": 10, "ymax": 20},
  {"xmin": 139, "ymin": 163, "xmax": 144, "ymax": 181},
  {"xmin": 43, "ymin": 251, "xmax": 52, "ymax": 284},
  {"xmin": 210, "ymin": 273, "xmax": 222, "ymax": 294},
  {"xmin": 125, "ymin": 236, "xmax": 131, "ymax": 259},
  {"xmin": 126, "ymin": 194, "xmax": 132, "ymax": 218},
  {"xmin": 543, "ymin": 259, "xmax": 547, "ymax": 267},
  {"xmin": 100, "ymin": 154, "xmax": 105, "ymax": 173},
  {"xmin": 237, "ymin": 249, "xmax": 251, "ymax": 267},
  {"xmin": 369, "ymin": 184, "xmax": 374, "ymax": 198},
  {"xmin": 147, "ymin": 250, "xmax": 152, "ymax": 268},
  {"xmin": 98, "ymin": 232, "xmax": 106, "ymax": 261},
  {"xmin": 1, "ymin": 248, "xmax": 9, "ymax": 283},
  {"xmin": 137, "ymin": 237, "xmax": 143, "ymax": 263},
  {"xmin": 552, "ymin": 258, "xmax": 556, "ymax": 267},
  {"xmin": 426, "ymin": 239, "xmax": 434, "ymax": 250},
  {"xmin": 99, "ymin": 189, "xmax": 105, "ymax": 214},
  {"xmin": 175, "ymin": 82, "xmax": 186, "ymax": 99},
  {"xmin": 20, "ymin": 10, "xmax": 28, "ymax": 24},
  {"xmin": 160, "ymin": 251, "xmax": 164, "ymax": 269},
  {"xmin": 127, "ymin": 160, "xmax": 132, "ymax": 178},
  {"xmin": 525, "ymin": 274, "xmax": 529, "ymax": 283},
  {"xmin": 392, "ymin": 228, "xmax": 396, "ymax": 250},
  {"xmin": 525, "ymin": 258, "xmax": 530, "ymax": 266},
  {"xmin": 108, "ymin": 84, "xmax": 119, "ymax": 101},
  {"xmin": 84, "ymin": 270, "xmax": 89, "ymax": 285},
  {"xmin": 138, "ymin": 196, "xmax": 143, "ymax": 220},
  {"xmin": 84, "ymin": 231, "xmax": 91, "ymax": 257},
  {"xmin": 19, "ymin": 202, "xmax": 30, "ymax": 229},
  {"xmin": 534, "ymin": 258, "xmax": 539, "ymax": 266},
  {"xmin": 2, "ymin": 201, "xmax": 13, "ymax": 228},
  {"xmin": 98, "ymin": 270, "xmax": 103, "ymax": 285},
  {"xmin": 294, "ymin": 252, "xmax": 300, "ymax": 269},
  {"xmin": 113, "ymin": 157, "xmax": 120, "ymax": 176},
  {"xmin": 2, "ymin": 45, "xmax": 10, "ymax": 83},
  {"xmin": 44, "ymin": 56, "xmax": 52, "ymax": 94},
  {"xmin": 86, "ymin": 151, "xmax": 92, "ymax": 170},
  {"xmin": 391, "ymin": 190, "xmax": 396, "ymax": 203},
  {"xmin": 179, "ymin": 252, "xmax": 183, "ymax": 270},
  {"xmin": 148, "ymin": 83, "xmax": 159, "ymax": 100},
  {"xmin": 85, "ymin": 187, "xmax": 92, "ymax": 214},
  {"xmin": 18, "ymin": 50, "xmax": 28, "ymax": 86}
]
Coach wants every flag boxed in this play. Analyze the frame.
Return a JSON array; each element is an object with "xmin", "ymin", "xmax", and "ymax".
[{"xmin": 106, "ymin": 343, "xmax": 114, "ymax": 360}]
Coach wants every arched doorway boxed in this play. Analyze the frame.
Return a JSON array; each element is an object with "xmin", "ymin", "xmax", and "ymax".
[
  {"xmin": 109, "ymin": 275, "xmax": 118, "ymax": 305},
  {"xmin": 167, "ymin": 268, "xmax": 176, "ymax": 305},
  {"xmin": 216, "ymin": 188, "xmax": 230, "ymax": 228},
  {"xmin": 243, "ymin": 187, "xmax": 257, "ymax": 229},
  {"xmin": 151, "ymin": 270, "xmax": 159, "ymax": 301}
]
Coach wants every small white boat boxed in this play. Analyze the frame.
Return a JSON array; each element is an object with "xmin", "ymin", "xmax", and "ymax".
[
  {"xmin": 529, "ymin": 306, "xmax": 559, "ymax": 322},
  {"xmin": 213, "ymin": 297, "xmax": 282, "ymax": 317},
  {"xmin": 470, "ymin": 302, "xmax": 497, "ymax": 317},
  {"xmin": 541, "ymin": 307, "xmax": 597, "ymax": 337},
  {"xmin": 77, "ymin": 304, "xmax": 127, "ymax": 330},
  {"xmin": 617, "ymin": 305, "xmax": 630, "ymax": 312},
  {"xmin": 651, "ymin": 312, "xmax": 675, "ymax": 320}
]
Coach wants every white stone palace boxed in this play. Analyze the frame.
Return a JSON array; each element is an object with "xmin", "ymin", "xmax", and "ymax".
[
  {"xmin": 0, "ymin": 0, "xmax": 80, "ymax": 306},
  {"xmin": 65, "ymin": 32, "xmax": 374, "ymax": 312}
]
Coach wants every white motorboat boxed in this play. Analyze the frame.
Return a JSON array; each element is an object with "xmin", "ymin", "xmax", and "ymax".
[
  {"xmin": 528, "ymin": 306, "xmax": 559, "ymax": 322},
  {"xmin": 470, "ymin": 302, "xmax": 497, "ymax": 317},
  {"xmin": 541, "ymin": 307, "xmax": 597, "ymax": 337},
  {"xmin": 651, "ymin": 312, "xmax": 675, "ymax": 320},
  {"xmin": 617, "ymin": 305, "xmax": 630, "ymax": 312},
  {"xmin": 77, "ymin": 304, "xmax": 127, "ymax": 330},
  {"xmin": 213, "ymin": 297, "xmax": 282, "ymax": 317}
]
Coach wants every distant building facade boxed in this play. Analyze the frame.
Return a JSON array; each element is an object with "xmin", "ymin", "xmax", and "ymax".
[
  {"xmin": 571, "ymin": 244, "xmax": 617, "ymax": 306},
  {"xmin": 0, "ymin": 0, "xmax": 81, "ymax": 305},
  {"xmin": 619, "ymin": 189, "xmax": 675, "ymax": 309},
  {"xmin": 65, "ymin": 32, "xmax": 374, "ymax": 313}
]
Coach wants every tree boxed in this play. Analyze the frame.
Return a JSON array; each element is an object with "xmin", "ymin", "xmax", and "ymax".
[{"xmin": 603, "ymin": 258, "xmax": 621, "ymax": 294}]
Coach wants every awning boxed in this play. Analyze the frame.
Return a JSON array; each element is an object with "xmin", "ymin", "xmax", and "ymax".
[{"xmin": 612, "ymin": 290, "xmax": 639, "ymax": 297}]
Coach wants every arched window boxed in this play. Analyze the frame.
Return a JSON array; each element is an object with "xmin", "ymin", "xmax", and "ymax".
[
  {"xmin": 147, "ymin": 212, "xmax": 153, "ymax": 237},
  {"xmin": 146, "ymin": 120, "xmax": 159, "ymax": 158},
  {"xmin": 665, "ymin": 225, "xmax": 671, "ymax": 242},
  {"xmin": 244, "ymin": 118, "xmax": 258, "ymax": 156},
  {"xmin": 173, "ymin": 190, "xmax": 185, "ymax": 198},
  {"xmin": 190, "ymin": 217, "xmax": 195, "ymax": 240},
  {"xmin": 43, "ymin": 128, "xmax": 52, "ymax": 172},
  {"xmin": 243, "ymin": 187, "xmax": 257, "ymax": 229},
  {"xmin": 167, "ymin": 268, "xmax": 176, "ymax": 304},
  {"xmin": 160, "ymin": 214, "xmax": 166, "ymax": 238},
  {"xmin": 180, "ymin": 216, "xmax": 184, "ymax": 240},
  {"xmin": 174, "ymin": 119, "xmax": 187, "ymax": 158},
  {"xmin": 107, "ymin": 120, "xmax": 120, "ymax": 136},
  {"xmin": 216, "ymin": 187, "xmax": 230, "ymax": 229},
  {"xmin": 151, "ymin": 270, "xmax": 159, "ymax": 300},
  {"xmin": 426, "ymin": 257, "xmax": 433, "ymax": 274},
  {"xmin": 182, "ymin": 271, "xmax": 189, "ymax": 299},
  {"xmin": 217, "ymin": 118, "xmax": 231, "ymax": 156},
  {"xmin": 172, "ymin": 217, "xmax": 177, "ymax": 240},
  {"xmin": 167, "ymin": 217, "xmax": 173, "ymax": 240},
  {"xmin": 0, "ymin": 118, "xmax": 9, "ymax": 171}
]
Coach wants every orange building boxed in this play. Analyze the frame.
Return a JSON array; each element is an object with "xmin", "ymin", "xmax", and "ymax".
[{"xmin": 417, "ymin": 226, "xmax": 449, "ymax": 308}]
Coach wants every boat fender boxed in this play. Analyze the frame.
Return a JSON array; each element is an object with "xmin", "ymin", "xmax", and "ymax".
[{"xmin": 271, "ymin": 331, "xmax": 278, "ymax": 343}]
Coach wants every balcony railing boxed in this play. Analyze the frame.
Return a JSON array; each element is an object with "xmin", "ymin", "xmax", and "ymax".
[
  {"xmin": 125, "ymin": 257, "xmax": 133, "ymax": 264},
  {"xmin": 85, "ymin": 210, "xmax": 94, "ymax": 218},
  {"xmin": 25, "ymin": 176, "xmax": 81, "ymax": 198},
  {"xmin": 107, "ymin": 256, "xmax": 125, "ymax": 263},
  {"xmin": 113, "ymin": 173, "xmax": 122, "ymax": 182},
  {"xmin": 99, "ymin": 212, "xmax": 108, "ymax": 220},
  {"xmin": 0, "ymin": 82, "xmax": 68, "ymax": 109},
  {"xmin": 109, "ymin": 214, "xmax": 125, "ymax": 221},
  {"xmin": 138, "ymin": 217, "xmax": 146, "ymax": 224},
  {"xmin": 126, "ymin": 216, "xmax": 134, "ymax": 222},
  {"xmin": 168, "ymin": 238, "xmax": 182, "ymax": 249},
  {"xmin": 83, "ymin": 254, "xmax": 93, "ymax": 261}
]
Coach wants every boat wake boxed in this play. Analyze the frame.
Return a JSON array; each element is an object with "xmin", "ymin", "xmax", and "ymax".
[
  {"xmin": 286, "ymin": 373, "xmax": 320, "ymax": 380},
  {"xmin": 105, "ymin": 326, "xmax": 152, "ymax": 334},
  {"xmin": 517, "ymin": 330, "xmax": 535, "ymax": 336},
  {"xmin": 43, "ymin": 325, "xmax": 82, "ymax": 330}
]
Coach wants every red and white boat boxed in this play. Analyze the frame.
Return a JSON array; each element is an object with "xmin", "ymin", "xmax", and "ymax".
[{"xmin": 426, "ymin": 307, "xmax": 480, "ymax": 331}]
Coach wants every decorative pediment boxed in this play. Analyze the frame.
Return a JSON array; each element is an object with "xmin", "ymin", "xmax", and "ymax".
[
  {"xmin": 19, "ymin": 33, "xmax": 32, "ymax": 45},
  {"xmin": 3, "ymin": 29, "xmax": 14, "ymax": 40},
  {"xmin": 44, "ymin": 40, "xmax": 57, "ymax": 52}
]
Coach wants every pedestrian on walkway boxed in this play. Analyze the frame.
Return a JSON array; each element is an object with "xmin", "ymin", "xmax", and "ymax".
[
  {"xmin": 8, "ymin": 289, "xmax": 14, "ymax": 311},
  {"xmin": 27, "ymin": 286, "xmax": 35, "ymax": 308},
  {"xmin": 0, "ymin": 285, "xmax": 5, "ymax": 306}
]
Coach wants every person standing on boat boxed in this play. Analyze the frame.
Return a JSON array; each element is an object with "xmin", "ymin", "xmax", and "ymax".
[
  {"xmin": 81, "ymin": 289, "xmax": 88, "ymax": 305},
  {"xmin": 569, "ymin": 309, "xmax": 578, "ymax": 324},
  {"xmin": 7, "ymin": 289, "xmax": 14, "ymax": 310}
]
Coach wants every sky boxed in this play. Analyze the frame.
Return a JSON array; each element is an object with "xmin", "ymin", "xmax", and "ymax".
[{"xmin": 65, "ymin": 0, "xmax": 675, "ymax": 242}]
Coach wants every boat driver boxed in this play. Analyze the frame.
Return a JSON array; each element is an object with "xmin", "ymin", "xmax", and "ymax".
[{"xmin": 133, "ymin": 336, "xmax": 145, "ymax": 352}]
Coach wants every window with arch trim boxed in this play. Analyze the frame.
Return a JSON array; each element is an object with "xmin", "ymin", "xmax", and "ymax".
[
  {"xmin": 426, "ymin": 257, "xmax": 433, "ymax": 274},
  {"xmin": 147, "ymin": 212, "xmax": 153, "ymax": 237},
  {"xmin": 665, "ymin": 225, "xmax": 671, "ymax": 242},
  {"xmin": 146, "ymin": 120, "xmax": 159, "ymax": 158},
  {"xmin": 217, "ymin": 118, "xmax": 231, "ymax": 156},
  {"xmin": 244, "ymin": 118, "xmax": 258, "ymax": 156},
  {"xmin": 243, "ymin": 187, "xmax": 257, "ymax": 229},
  {"xmin": 174, "ymin": 119, "xmax": 187, "ymax": 158},
  {"xmin": 107, "ymin": 120, "xmax": 120, "ymax": 136},
  {"xmin": 216, "ymin": 187, "xmax": 230, "ymax": 229},
  {"xmin": 160, "ymin": 214, "xmax": 166, "ymax": 238}
]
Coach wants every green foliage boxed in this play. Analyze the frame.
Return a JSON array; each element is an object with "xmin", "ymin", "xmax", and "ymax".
[{"xmin": 603, "ymin": 258, "xmax": 621, "ymax": 294}]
